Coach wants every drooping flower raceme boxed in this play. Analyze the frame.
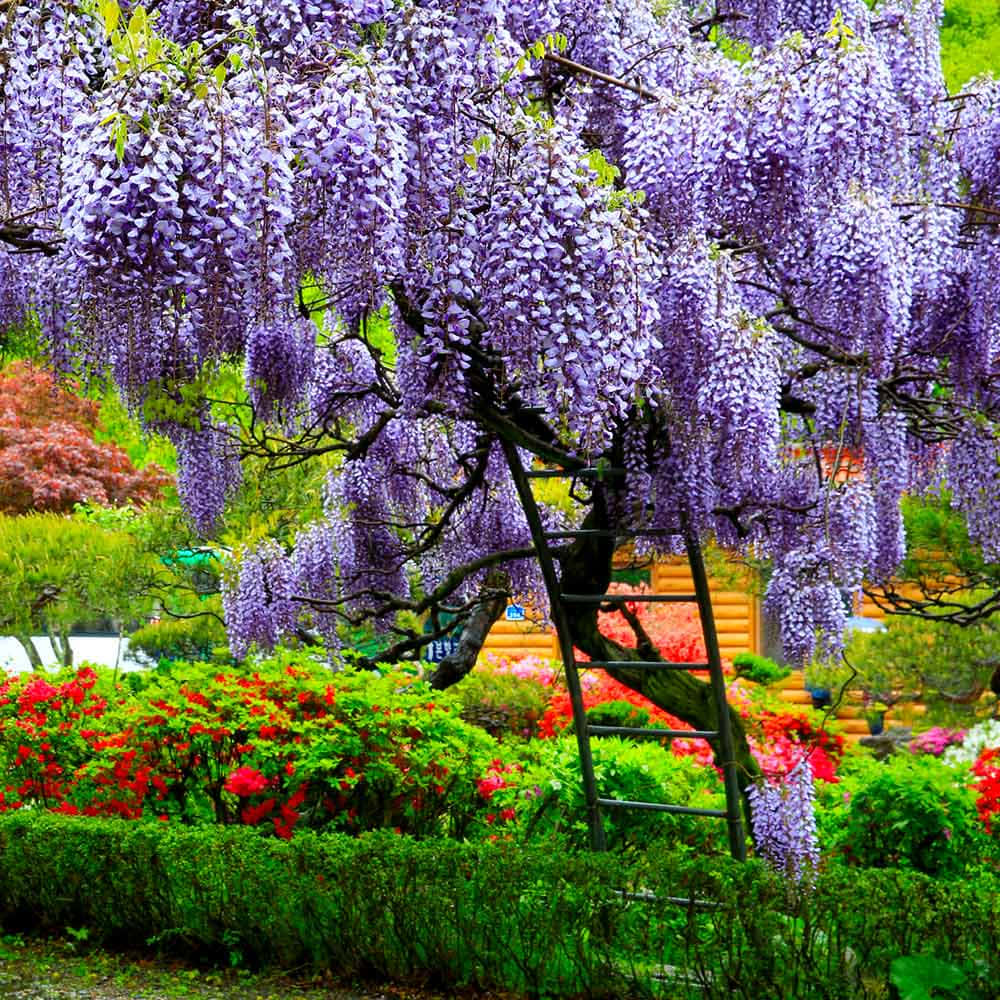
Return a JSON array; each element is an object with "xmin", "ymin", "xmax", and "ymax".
[
  {"xmin": 3, "ymin": 0, "xmax": 1000, "ymax": 679},
  {"xmin": 747, "ymin": 761, "xmax": 820, "ymax": 882}
]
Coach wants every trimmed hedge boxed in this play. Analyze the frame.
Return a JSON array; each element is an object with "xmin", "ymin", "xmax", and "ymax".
[{"xmin": 0, "ymin": 813, "xmax": 998, "ymax": 998}]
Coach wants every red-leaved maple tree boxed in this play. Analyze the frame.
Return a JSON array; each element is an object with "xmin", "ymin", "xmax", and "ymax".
[{"xmin": 0, "ymin": 363, "xmax": 169, "ymax": 514}]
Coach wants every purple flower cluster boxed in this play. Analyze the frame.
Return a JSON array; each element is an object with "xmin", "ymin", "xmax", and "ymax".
[
  {"xmin": 168, "ymin": 417, "xmax": 243, "ymax": 538},
  {"xmin": 3, "ymin": 0, "xmax": 1000, "ymax": 664},
  {"xmin": 221, "ymin": 540, "xmax": 297, "ymax": 659},
  {"xmin": 747, "ymin": 762, "xmax": 819, "ymax": 883}
]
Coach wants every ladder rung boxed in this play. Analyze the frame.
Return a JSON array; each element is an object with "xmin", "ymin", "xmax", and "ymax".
[
  {"xmin": 524, "ymin": 467, "xmax": 625, "ymax": 479},
  {"xmin": 561, "ymin": 593, "xmax": 698, "ymax": 604},
  {"xmin": 583, "ymin": 660, "xmax": 710, "ymax": 671},
  {"xmin": 589, "ymin": 726, "xmax": 717, "ymax": 739},
  {"xmin": 598, "ymin": 798, "xmax": 728, "ymax": 818}
]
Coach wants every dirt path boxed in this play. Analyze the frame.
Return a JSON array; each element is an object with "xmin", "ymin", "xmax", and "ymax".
[{"xmin": 0, "ymin": 934, "xmax": 514, "ymax": 1000}]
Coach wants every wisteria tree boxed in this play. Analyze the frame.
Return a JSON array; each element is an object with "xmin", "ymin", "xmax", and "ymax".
[{"xmin": 3, "ymin": 0, "xmax": 1000, "ymax": 790}]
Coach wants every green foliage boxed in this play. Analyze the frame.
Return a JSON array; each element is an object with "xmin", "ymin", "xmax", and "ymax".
[
  {"xmin": 585, "ymin": 699, "xmax": 651, "ymax": 730},
  {"xmin": 127, "ymin": 613, "xmax": 229, "ymax": 665},
  {"xmin": 842, "ymin": 611, "xmax": 1000, "ymax": 723},
  {"xmin": 0, "ymin": 513, "xmax": 156, "ymax": 641},
  {"xmin": 732, "ymin": 651, "xmax": 791, "ymax": 686},
  {"xmin": 825, "ymin": 755, "xmax": 986, "ymax": 876},
  {"xmin": 0, "ymin": 314, "xmax": 42, "ymax": 365},
  {"xmin": 890, "ymin": 954, "xmax": 979, "ymax": 1000},
  {"xmin": 898, "ymin": 492, "xmax": 998, "ymax": 585},
  {"xmin": 0, "ymin": 813, "xmax": 999, "ymax": 997},
  {"xmin": 93, "ymin": 383, "xmax": 177, "ymax": 474},
  {"xmin": 941, "ymin": 0, "xmax": 1000, "ymax": 91},
  {"xmin": 451, "ymin": 668, "xmax": 550, "ymax": 739},
  {"xmin": 708, "ymin": 22, "xmax": 753, "ymax": 63},
  {"xmin": 511, "ymin": 736, "xmax": 728, "ymax": 853}
]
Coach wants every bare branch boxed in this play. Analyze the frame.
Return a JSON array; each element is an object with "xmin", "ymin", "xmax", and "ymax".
[{"xmin": 542, "ymin": 51, "xmax": 658, "ymax": 102}]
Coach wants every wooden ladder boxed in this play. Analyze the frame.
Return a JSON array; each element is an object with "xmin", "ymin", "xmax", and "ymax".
[{"xmin": 502, "ymin": 442, "xmax": 746, "ymax": 872}]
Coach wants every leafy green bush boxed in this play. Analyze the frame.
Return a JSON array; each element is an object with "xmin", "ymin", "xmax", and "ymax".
[
  {"xmin": 941, "ymin": 0, "xmax": 1000, "ymax": 91},
  {"xmin": 1, "ymin": 813, "xmax": 999, "ymax": 998},
  {"xmin": 585, "ymin": 699, "xmax": 652, "ymax": 730},
  {"xmin": 509, "ymin": 736, "xmax": 728, "ymax": 853},
  {"xmin": 877, "ymin": 617, "xmax": 997, "ymax": 721},
  {"xmin": 825, "ymin": 755, "xmax": 986, "ymax": 876},
  {"xmin": 127, "ymin": 614, "xmax": 230, "ymax": 665},
  {"xmin": 732, "ymin": 652, "xmax": 791, "ymax": 686},
  {"xmin": 451, "ymin": 667, "xmax": 550, "ymax": 739},
  {"xmin": 811, "ymin": 610, "xmax": 1000, "ymax": 725}
]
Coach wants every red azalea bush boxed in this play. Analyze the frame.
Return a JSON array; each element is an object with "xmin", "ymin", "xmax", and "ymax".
[
  {"xmin": 0, "ymin": 659, "xmax": 510, "ymax": 839},
  {"xmin": 478, "ymin": 646, "xmax": 844, "ymax": 783},
  {"xmin": 744, "ymin": 705, "xmax": 846, "ymax": 783},
  {"xmin": 592, "ymin": 586, "xmax": 707, "ymax": 665},
  {"xmin": 972, "ymin": 747, "xmax": 1000, "ymax": 834},
  {"xmin": 538, "ymin": 673, "xmax": 692, "ymax": 739},
  {"xmin": 0, "ymin": 640, "xmax": 848, "ymax": 852}
]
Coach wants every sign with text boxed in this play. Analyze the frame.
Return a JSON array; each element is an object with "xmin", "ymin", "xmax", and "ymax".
[{"xmin": 427, "ymin": 637, "xmax": 461, "ymax": 662}]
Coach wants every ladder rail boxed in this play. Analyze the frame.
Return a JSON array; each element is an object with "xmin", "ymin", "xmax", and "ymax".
[
  {"xmin": 683, "ymin": 517, "xmax": 748, "ymax": 861},
  {"xmin": 501, "ymin": 440, "xmax": 606, "ymax": 851}
]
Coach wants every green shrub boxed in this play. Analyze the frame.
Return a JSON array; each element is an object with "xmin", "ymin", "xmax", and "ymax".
[
  {"xmin": 452, "ymin": 668, "xmax": 550, "ymax": 739},
  {"xmin": 941, "ymin": 0, "xmax": 1000, "ymax": 91},
  {"xmin": 732, "ymin": 652, "xmax": 791, "ymax": 686},
  {"xmin": 585, "ymin": 699, "xmax": 652, "ymax": 730},
  {"xmin": 511, "ymin": 736, "xmax": 728, "ymax": 853},
  {"xmin": 0, "ymin": 812, "xmax": 999, "ymax": 998},
  {"xmin": 826, "ymin": 755, "xmax": 985, "ymax": 876},
  {"xmin": 840, "ymin": 612, "xmax": 1000, "ymax": 725},
  {"xmin": 127, "ymin": 614, "xmax": 230, "ymax": 665}
]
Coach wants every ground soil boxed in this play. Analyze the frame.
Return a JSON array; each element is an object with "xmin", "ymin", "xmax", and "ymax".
[{"xmin": 0, "ymin": 934, "xmax": 517, "ymax": 1000}]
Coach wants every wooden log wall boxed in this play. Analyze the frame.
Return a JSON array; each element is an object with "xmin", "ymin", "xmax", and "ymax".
[{"xmin": 481, "ymin": 557, "xmax": 761, "ymax": 663}]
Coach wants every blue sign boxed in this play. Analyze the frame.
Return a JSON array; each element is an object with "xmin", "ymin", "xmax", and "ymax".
[
  {"xmin": 427, "ymin": 637, "xmax": 461, "ymax": 662},
  {"xmin": 505, "ymin": 604, "xmax": 526, "ymax": 621}
]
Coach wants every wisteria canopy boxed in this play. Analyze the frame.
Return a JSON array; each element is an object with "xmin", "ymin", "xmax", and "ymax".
[{"xmin": 3, "ymin": 0, "xmax": 1000, "ymax": 776}]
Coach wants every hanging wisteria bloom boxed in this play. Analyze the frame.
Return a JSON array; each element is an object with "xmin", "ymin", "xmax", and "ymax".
[
  {"xmin": 747, "ymin": 761, "xmax": 820, "ymax": 883},
  {"xmin": 4, "ymin": 0, "xmax": 1000, "ymax": 790}
]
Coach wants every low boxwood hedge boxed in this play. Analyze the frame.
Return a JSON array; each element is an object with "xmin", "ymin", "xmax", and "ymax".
[{"xmin": 0, "ymin": 813, "xmax": 997, "ymax": 998}]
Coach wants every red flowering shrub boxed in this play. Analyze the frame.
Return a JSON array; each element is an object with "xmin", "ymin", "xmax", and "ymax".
[
  {"xmin": 224, "ymin": 766, "xmax": 269, "ymax": 797},
  {"xmin": 538, "ymin": 673, "xmax": 691, "ymax": 739},
  {"xmin": 592, "ymin": 584, "xmax": 708, "ymax": 666},
  {"xmin": 743, "ymin": 707, "xmax": 846, "ymax": 782},
  {"xmin": 0, "ymin": 659, "xmax": 510, "ymax": 839},
  {"xmin": 972, "ymin": 747, "xmax": 1000, "ymax": 834},
  {"xmin": 476, "ymin": 759, "xmax": 524, "ymax": 830},
  {"xmin": 0, "ymin": 665, "xmax": 107, "ymax": 813}
]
